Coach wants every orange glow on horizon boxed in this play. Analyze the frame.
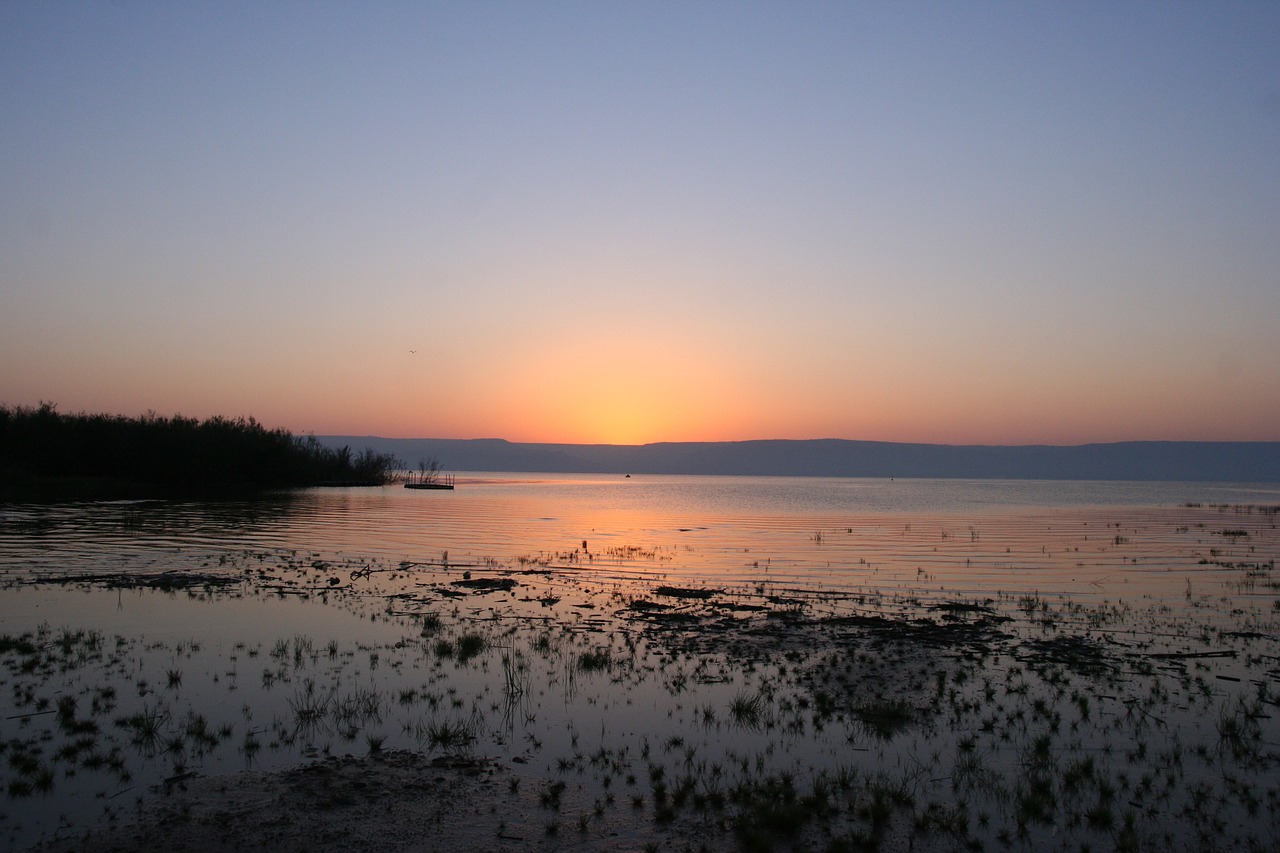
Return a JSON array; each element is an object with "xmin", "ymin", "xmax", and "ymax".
[
  {"xmin": 428, "ymin": 328, "xmax": 757, "ymax": 446},
  {"xmin": 49, "ymin": 320, "xmax": 1275, "ymax": 447}
]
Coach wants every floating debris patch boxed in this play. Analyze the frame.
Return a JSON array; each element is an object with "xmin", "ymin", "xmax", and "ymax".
[{"xmin": 449, "ymin": 577, "xmax": 517, "ymax": 593}]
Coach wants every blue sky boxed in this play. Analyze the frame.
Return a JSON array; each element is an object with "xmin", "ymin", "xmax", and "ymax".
[{"xmin": 3, "ymin": 2, "xmax": 1278, "ymax": 444}]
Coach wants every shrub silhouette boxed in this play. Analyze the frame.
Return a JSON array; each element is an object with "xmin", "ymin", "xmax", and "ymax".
[{"xmin": 0, "ymin": 402, "xmax": 400, "ymax": 491}]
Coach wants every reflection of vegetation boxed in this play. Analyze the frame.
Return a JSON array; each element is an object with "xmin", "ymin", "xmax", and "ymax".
[
  {"xmin": 577, "ymin": 649, "xmax": 613, "ymax": 673},
  {"xmin": 852, "ymin": 698, "xmax": 916, "ymax": 741},
  {"xmin": 6, "ymin": 502, "xmax": 1280, "ymax": 850},
  {"xmin": 455, "ymin": 633, "xmax": 487, "ymax": 662},
  {"xmin": 414, "ymin": 713, "xmax": 480, "ymax": 755},
  {"xmin": 729, "ymin": 691, "xmax": 767, "ymax": 728},
  {"xmin": 0, "ymin": 402, "xmax": 400, "ymax": 494}
]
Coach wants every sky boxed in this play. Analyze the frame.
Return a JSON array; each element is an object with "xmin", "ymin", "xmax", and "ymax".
[{"xmin": 2, "ymin": 2, "xmax": 1278, "ymax": 446}]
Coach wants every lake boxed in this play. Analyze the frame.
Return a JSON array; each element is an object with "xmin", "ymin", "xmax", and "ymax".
[{"xmin": 2, "ymin": 475, "xmax": 1278, "ymax": 850}]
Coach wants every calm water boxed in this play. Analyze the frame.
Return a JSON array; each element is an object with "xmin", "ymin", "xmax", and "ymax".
[
  {"xmin": 3, "ymin": 474, "xmax": 1278, "ymax": 605},
  {"xmin": 2, "ymin": 475, "xmax": 1279, "ymax": 850}
]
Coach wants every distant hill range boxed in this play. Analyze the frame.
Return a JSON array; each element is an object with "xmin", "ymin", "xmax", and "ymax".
[{"xmin": 314, "ymin": 437, "xmax": 1280, "ymax": 482}]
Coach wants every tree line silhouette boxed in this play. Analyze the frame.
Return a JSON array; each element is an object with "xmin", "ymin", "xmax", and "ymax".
[{"xmin": 0, "ymin": 403, "xmax": 401, "ymax": 494}]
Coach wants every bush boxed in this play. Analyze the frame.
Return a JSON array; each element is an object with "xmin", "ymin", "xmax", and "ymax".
[{"xmin": 0, "ymin": 402, "xmax": 401, "ymax": 491}]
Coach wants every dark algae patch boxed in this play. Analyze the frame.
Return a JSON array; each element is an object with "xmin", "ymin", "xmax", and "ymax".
[
  {"xmin": 25, "ymin": 571, "xmax": 242, "ymax": 592},
  {"xmin": 449, "ymin": 577, "xmax": 518, "ymax": 593},
  {"xmin": 654, "ymin": 585, "xmax": 721, "ymax": 600}
]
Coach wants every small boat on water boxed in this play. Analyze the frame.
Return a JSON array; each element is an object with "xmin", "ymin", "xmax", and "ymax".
[{"xmin": 405, "ymin": 480, "xmax": 454, "ymax": 490}]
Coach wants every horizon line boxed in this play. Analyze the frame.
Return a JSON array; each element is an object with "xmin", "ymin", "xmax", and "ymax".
[{"xmin": 315, "ymin": 434, "xmax": 1280, "ymax": 449}]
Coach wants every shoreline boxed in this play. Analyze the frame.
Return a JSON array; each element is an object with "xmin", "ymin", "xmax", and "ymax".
[{"xmin": 3, "ymin": 502, "xmax": 1279, "ymax": 851}]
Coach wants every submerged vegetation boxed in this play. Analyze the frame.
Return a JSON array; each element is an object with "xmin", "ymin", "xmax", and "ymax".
[
  {"xmin": 0, "ymin": 403, "xmax": 401, "ymax": 497},
  {"xmin": 2, "ymin": 490, "xmax": 1278, "ymax": 849}
]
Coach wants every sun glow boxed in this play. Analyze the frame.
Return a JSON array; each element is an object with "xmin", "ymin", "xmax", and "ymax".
[
  {"xmin": 490, "ymin": 330, "xmax": 749, "ymax": 445},
  {"xmin": 570, "ymin": 390, "xmax": 669, "ymax": 446}
]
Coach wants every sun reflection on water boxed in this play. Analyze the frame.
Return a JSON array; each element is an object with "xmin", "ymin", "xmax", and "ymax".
[{"xmin": 1, "ymin": 477, "xmax": 1277, "ymax": 850}]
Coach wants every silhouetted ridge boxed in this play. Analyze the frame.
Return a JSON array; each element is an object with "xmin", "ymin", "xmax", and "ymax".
[{"xmin": 316, "ymin": 436, "xmax": 1280, "ymax": 482}]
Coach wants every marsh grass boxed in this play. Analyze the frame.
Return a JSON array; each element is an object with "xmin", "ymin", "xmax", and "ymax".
[
  {"xmin": 455, "ymin": 632, "xmax": 487, "ymax": 662},
  {"xmin": 116, "ymin": 703, "xmax": 168, "ymax": 755},
  {"xmin": 729, "ymin": 692, "xmax": 767, "ymax": 729},
  {"xmin": 577, "ymin": 649, "xmax": 613, "ymax": 673},
  {"xmin": 1215, "ymin": 696, "xmax": 1264, "ymax": 761},
  {"xmin": 852, "ymin": 698, "xmax": 916, "ymax": 740},
  {"xmin": 413, "ymin": 712, "xmax": 481, "ymax": 755},
  {"xmin": 499, "ymin": 634, "xmax": 530, "ymax": 698},
  {"xmin": 332, "ymin": 686, "xmax": 382, "ymax": 725},
  {"xmin": 288, "ymin": 679, "xmax": 333, "ymax": 730},
  {"xmin": 3, "ymin": 501, "xmax": 1280, "ymax": 851}
]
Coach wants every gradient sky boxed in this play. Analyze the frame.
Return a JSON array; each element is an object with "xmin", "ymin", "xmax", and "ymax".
[{"xmin": 3, "ymin": 2, "xmax": 1278, "ymax": 446}]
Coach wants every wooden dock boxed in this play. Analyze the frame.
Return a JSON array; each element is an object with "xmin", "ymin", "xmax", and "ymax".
[{"xmin": 404, "ymin": 473, "xmax": 455, "ymax": 490}]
